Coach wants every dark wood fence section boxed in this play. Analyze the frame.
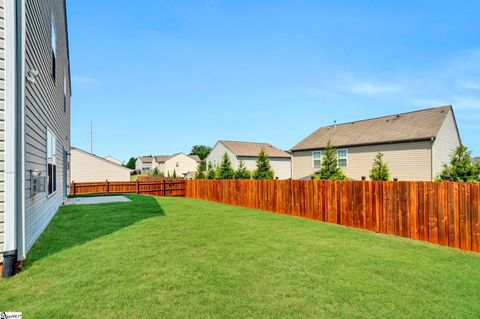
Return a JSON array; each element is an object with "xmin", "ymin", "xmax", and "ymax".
[
  {"xmin": 70, "ymin": 179, "xmax": 186, "ymax": 197},
  {"xmin": 186, "ymin": 179, "xmax": 480, "ymax": 253}
]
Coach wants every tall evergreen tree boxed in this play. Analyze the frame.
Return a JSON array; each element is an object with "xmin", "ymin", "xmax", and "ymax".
[
  {"xmin": 234, "ymin": 160, "xmax": 251, "ymax": 179},
  {"xmin": 151, "ymin": 167, "xmax": 160, "ymax": 176},
  {"xmin": 438, "ymin": 145, "xmax": 480, "ymax": 182},
  {"xmin": 253, "ymin": 148, "xmax": 275, "ymax": 180},
  {"xmin": 314, "ymin": 141, "xmax": 346, "ymax": 180},
  {"xmin": 207, "ymin": 161, "xmax": 216, "ymax": 180},
  {"xmin": 195, "ymin": 160, "xmax": 207, "ymax": 179},
  {"xmin": 217, "ymin": 153, "xmax": 235, "ymax": 179},
  {"xmin": 172, "ymin": 169, "xmax": 178, "ymax": 179},
  {"xmin": 125, "ymin": 157, "xmax": 136, "ymax": 170},
  {"xmin": 369, "ymin": 153, "xmax": 391, "ymax": 181}
]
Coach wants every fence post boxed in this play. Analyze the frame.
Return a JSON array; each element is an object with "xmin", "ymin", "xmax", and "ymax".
[
  {"xmin": 163, "ymin": 179, "xmax": 166, "ymax": 196},
  {"xmin": 136, "ymin": 180, "xmax": 140, "ymax": 194},
  {"xmin": 106, "ymin": 180, "xmax": 109, "ymax": 194}
]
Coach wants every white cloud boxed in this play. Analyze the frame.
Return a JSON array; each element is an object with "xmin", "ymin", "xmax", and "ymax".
[
  {"xmin": 339, "ymin": 81, "xmax": 402, "ymax": 96},
  {"xmin": 72, "ymin": 75, "xmax": 101, "ymax": 86}
]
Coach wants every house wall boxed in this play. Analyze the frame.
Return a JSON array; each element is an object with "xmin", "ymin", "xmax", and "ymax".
[
  {"xmin": 135, "ymin": 158, "xmax": 152, "ymax": 173},
  {"xmin": 433, "ymin": 110, "xmax": 461, "ymax": 178},
  {"xmin": 238, "ymin": 156, "xmax": 292, "ymax": 179},
  {"xmin": 151, "ymin": 160, "xmax": 165, "ymax": 174},
  {"xmin": 205, "ymin": 142, "xmax": 238, "ymax": 169},
  {"xmin": 70, "ymin": 149, "xmax": 131, "ymax": 182},
  {"xmin": 104, "ymin": 156, "xmax": 122, "ymax": 166},
  {"xmin": 164, "ymin": 154, "xmax": 198, "ymax": 177},
  {"xmin": 23, "ymin": 0, "xmax": 70, "ymax": 254},
  {"xmin": 292, "ymin": 141, "xmax": 433, "ymax": 181},
  {"xmin": 0, "ymin": 0, "xmax": 5, "ymax": 261}
]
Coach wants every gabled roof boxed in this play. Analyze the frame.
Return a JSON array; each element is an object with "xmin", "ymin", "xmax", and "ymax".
[
  {"xmin": 291, "ymin": 105, "xmax": 455, "ymax": 151},
  {"xmin": 138, "ymin": 156, "xmax": 153, "ymax": 163},
  {"xmin": 219, "ymin": 140, "xmax": 291, "ymax": 158},
  {"xmin": 188, "ymin": 155, "xmax": 201, "ymax": 162},
  {"xmin": 154, "ymin": 153, "xmax": 202, "ymax": 163},
  {"xmin": 71, "ymin": 147, "xmax": 132, "ymax": 171}
]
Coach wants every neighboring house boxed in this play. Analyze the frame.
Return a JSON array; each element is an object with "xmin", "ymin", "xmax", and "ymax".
[
  {"xmin": 104, "ymin": 156, "xmax": 123, "ymax": 166},
  {"xmin": 291, "ymin": 105, "xmax": 461, "ymax": 181},
  {"xmin": 1, "ymin": 1, "xmax": 71, "ymax": 276},
  {"xmin": 135, "ymin": 156, "xmax": 153, "ymax": 174},
  {"xmin": 71, "ymin": 148, "xmax": 131, "ymax": 182},
  {"xmin": 151, "ymin": 153, "xmax": 201, "ymax": 177},
  {"xmin": 205, "ymin": 140, "xmax": 292, "ymax": 179}
]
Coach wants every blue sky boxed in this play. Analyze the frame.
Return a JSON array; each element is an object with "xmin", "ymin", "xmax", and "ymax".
[{"xmin": 68, "ymin": 0, "xmax": 480, "ymax": 161}]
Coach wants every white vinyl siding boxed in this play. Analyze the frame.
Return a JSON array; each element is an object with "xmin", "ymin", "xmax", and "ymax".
[
  {"xmin": 24, "ymin": 0, "xmax": 70, "ymax": 254},
  {"xmin": 292, "ymin": 141, "xmax": 433, "ymax": 181},
  {"xmin": 70, "ymin": 148, "xmax": 131, "ymax": 183},
  {"xmin": 433, "ymin": 110, "xmax": 461, "ymax": 178}
]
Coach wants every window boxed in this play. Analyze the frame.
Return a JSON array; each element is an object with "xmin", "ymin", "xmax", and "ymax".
[
  {"xmin": 51, "ymin": 14, "xmax": 57, "ymax": 82},
  {"xmin": 337, "ymin": 149, "xmax": 348, "ymax": 167},
  {"xmin": 47, "ymin": 129, "xmax": 57, "ymax": 195},
  {"xmin": 176, "ymin": 162, "xmax": 179, "ymax": 167},
  {"xmin": 312, "ymin": 151, "xmax": 322, "ymax": 168}
]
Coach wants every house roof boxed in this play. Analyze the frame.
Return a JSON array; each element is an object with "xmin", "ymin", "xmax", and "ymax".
[
  {"xmin": 219, "ymin": 140, "xmax": 291, "ymax": 158},
  {"xmin": 71, "ymin": 147, "xmax": 132, "ymax": 172},
  {"xmin": 154, "ymin": 153, "xmax": 202, "ymax": 163},
  {"xmin": 291, "ymin": 105, "xmax": 455, "ymax": 151},
  {"xmin": 138, "ymin": 156, "xmax": 153, "ymax": 163}
]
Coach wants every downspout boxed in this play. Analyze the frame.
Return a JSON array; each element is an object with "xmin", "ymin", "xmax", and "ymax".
[
  {"xmin": 3, "ymin": 0, "xmax": 25, "ymax": 278},
  {"xmin": 3, "ymin": 0, "xmax": 19, "ymax": 278}
]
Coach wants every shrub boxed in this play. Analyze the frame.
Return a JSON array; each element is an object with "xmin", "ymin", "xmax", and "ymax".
[
  {"xmin": 253, "ymin": 148, "xmax": 274, "ymax": 180},
  {"xmin": 234, "ymin": 160, "xmax": 251, "ymax": 179},
  {"xmin": 217, "ymin": 153, "xmax": 235, "ymax": 179},
  {"xmin": 195, "ymin": 160, "xmax": 207, "ymax": 179},
  {"xmin": 438, "ymin": 145, "xmax": 480, "ymax": 182},
  {"xmin": 369, "ymin": 153, "xmax": 391, "ymax": 181},
  {"xmin": 313, "ymin": 141, "xmax": 346, "ymax": 181}
]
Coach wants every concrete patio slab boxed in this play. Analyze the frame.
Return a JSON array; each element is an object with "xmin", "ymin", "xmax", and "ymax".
[{"xmin": 65, "ymin": 196, "xmax": 131, "ymax": 206}]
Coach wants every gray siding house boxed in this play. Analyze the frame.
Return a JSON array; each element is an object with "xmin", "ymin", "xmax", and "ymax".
[
  {"xmin": 1, "ymin": 0, "xmax": 71, "ymax": 277},
  {"xmin": 291, "ymin": 106, "xmax": 461, "ymax": 181}
]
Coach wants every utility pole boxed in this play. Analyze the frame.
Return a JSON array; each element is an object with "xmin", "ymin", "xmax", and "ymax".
[{"xmin": 90, "ymin": 120, "xmax": 93, "ymax": 154}]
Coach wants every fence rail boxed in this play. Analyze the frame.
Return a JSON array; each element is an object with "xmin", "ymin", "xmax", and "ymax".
[
  {"xmin": 186, "ymin": 179, "xmax": 480, "ymax": 253},
  {"xmin": 70, "ymin": 179, "xmax": 186, "ymax": 197}
]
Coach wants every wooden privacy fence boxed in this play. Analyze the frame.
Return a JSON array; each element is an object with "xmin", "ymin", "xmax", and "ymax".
[
  {"xmin": 70, "ymin": 179, "xmax": 186, "ymax": 197},
  {"xmin": 186, "ymin": 179, "xmax": 480, "ymax": 253}
]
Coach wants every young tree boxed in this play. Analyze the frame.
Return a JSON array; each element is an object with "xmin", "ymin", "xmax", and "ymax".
[
  {"xmin": 190, "ymin": 145, "xmax": 212, "ymax": 160},
  {"xmin": 438, "ymin": 145, "xmax": 480, "ymax": 182},
  {"xmin": 167, "ymin": 171, "xmax": 171, "ymax": 178},
  {"xmin": 151, "ymin": 167, "xmax": 160, "ymax": 176},
  {"xmin": 207, "ymin": 161, "xmax": 216, "ymax": 180},
  {"xmin": 217, "ymin": 153, "xmax": 235, "ymax": 179},
  {"xmin": 125, "ymin": 157, "xmax": 136, "ymax": 170},
  {"xmin": 253, "ymin": 148, "xmax": 275, "ymax": 180},
  {"xmin": 234, "ymin": 160, "xmax": 251, "ymax": 179},
  {"xmin": 172, "ymin": 169, "xmax": 178, "ymax": 179},
  {"xmin": 369, "ymin": 152, "xmax": 391, "ymax": 181},
  {"xmin": 195, "ymin": 160, "xmax": 207, "ymax": 179},
  {"xmin": 313, "ymin": 141, "xmax": 346, "ymax": 180}
]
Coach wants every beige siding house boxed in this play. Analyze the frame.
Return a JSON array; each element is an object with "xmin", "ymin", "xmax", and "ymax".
[
  {"xmin": 2, "ymin": 0, "xmax": 71, "ymax": 277},
  {"xmin": 71, "ymin": 148, "xmax": 131, "ymax": 182},
  {"xmin": 291, "ymin": 106, "xmax": 461, "ymax": 181},
  {"xmin": 104, "ymin": 156, "xmax": 123, "ymax": 166},
  {"xmin": 206, "ymin": 140, "xmax": 292, "ymax": 179},
  {"xmin": 135, "ymin": 156, "xmax": 153, "ymax": 174},
  {"xmin": 151, "ymin": 153, "xmax": 200, "ymax": 177}
]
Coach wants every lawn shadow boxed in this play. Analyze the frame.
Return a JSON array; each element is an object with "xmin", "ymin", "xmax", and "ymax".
[{"xmin": 24, "ymin": 194, "xmax": 165, "ymax": 269}]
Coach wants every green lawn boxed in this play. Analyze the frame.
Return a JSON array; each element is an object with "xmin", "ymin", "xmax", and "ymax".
[{"xmin": 1, "ymin": 195, "xmax": 480, "ymax": 318}]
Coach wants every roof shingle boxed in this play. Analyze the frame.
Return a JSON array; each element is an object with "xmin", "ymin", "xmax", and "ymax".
[
  {"xmin": 291, "ymin": 106, "xmax": 454, "ymax": 151},
  {"xmin": 220, "ymin": 140, "xmax": 290, "ymax": 158}
]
